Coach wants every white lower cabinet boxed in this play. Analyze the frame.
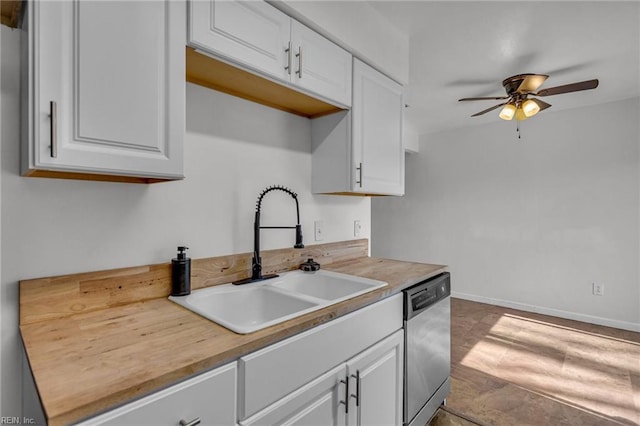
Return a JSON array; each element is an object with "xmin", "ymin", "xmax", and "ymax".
[
  {"xmin": 241, "ymin": 330, "xmax": 403, "ymax": 426},
  {"xmin": 239, "ymin": 295, "xmax": 404, "ymax": 426},
  {"xmin": 75, "ymin": 362, "xmax": 237, "ymax": 426}
]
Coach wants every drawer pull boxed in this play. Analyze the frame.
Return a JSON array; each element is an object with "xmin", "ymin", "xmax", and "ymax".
[
  {"xmin": 356, "ymin": 163, "xmax": 363, "ymax": 187},
  {"xmin": 296, "ymin": 46, "xmax": 302, "ymax": 78},
  {"xmin": 285, "ymin": 42, "xmax": 292, "ymax": 75},
  {"xmin": 179, "ymin": 418, "xmax": 201, "ymax": 426},
  {"xmin": 49, "ymin": 101, "xmax": 57, "ymax": 158}
]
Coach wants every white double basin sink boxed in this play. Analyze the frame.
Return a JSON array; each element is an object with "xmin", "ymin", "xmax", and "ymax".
[{"xmin": 169, "ymin": 270, "xmax": 388, "ymax": 334}]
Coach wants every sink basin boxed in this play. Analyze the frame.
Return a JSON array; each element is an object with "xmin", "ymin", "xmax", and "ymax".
[
  {"xmin": 169, "ymin": 270, "xmax": 387, "ymax": 334},
  {"xmin": 270, "ymin": 270, "xmax": 387, "ymax": 302},
  {"xmin": 172, "ymin": 286, "xmax": 320, "ymax": 334}
]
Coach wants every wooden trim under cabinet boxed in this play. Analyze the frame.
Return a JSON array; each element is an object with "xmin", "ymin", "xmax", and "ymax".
[
  {"xmin": 23, "ymin": 169, "xmax": 175, "ymax": 184},
  {"xmin": 186, "ymin": 47, "xmax": 344, "ymax": 119},
  {"xmin": 1, "ymin": 0, "xmax": 21, "ymax": 28}
]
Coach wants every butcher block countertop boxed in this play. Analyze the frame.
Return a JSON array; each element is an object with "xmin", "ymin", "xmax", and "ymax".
[{"xmin": 19, "ymin": 239, "xmax": 447, "ymax": 425}]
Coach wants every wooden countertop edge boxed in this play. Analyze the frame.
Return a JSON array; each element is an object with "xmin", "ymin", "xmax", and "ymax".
[{"xmin": 22, "ymin": 257, "xmax": 447, "ymax": 425}]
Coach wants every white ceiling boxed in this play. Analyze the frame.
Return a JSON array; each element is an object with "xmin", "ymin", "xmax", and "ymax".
[{"xmin": 367, "ymin": 1, "xmax": 640, "ymax": 135}]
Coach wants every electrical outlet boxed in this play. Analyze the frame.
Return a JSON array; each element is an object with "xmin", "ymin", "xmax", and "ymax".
[
  {"xmin": 314, "ymin": 220, "xmax": 324, "ymax": 241},
  {"xmin": 354, "ymin": 220, "xmax": 362, "ymax": 237},
  {"xmin": 592, "ymin": 283, "xmax": 605, "ymax": 296}
]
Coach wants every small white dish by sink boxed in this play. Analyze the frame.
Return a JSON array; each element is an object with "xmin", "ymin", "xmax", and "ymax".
[{"xmin": 169, "ymin": 270, "xmax": 387, "ymax": 334}]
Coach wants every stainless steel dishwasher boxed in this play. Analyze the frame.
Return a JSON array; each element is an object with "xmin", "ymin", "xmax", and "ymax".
[{"xmin": 403, "ymin": 272, "xmax": 451, "ymax": 426}]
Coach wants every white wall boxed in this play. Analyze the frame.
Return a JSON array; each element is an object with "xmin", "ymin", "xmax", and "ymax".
[
  {"xmin": 1, "ymin": 26, "xmax": 370, "ymax": 415},
  {"xmin": 372, "ymin": 97, "xmax": 640, "ymax": 331}
]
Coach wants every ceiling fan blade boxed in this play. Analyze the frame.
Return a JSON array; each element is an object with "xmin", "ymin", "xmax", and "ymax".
[
  {"xmin": 529, "ymin": 98, "xmax": 552, "ymax": 112},
  {"xmin": 535, "ymin": 79, "xmax": 599, "ymax": 97},
  {"xmin": 516, "ymin": 74, "xmax": 548, "ymax": 93},
  {"xmin": 459, "ymin": 96, "xmax": 509, "ymax": 101},
  {"xmin": 471, "ymin": 102, "xmax": 507, "ymax": 117}
]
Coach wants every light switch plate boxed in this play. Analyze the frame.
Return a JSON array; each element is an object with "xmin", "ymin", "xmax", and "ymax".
[
  {"xmin": 354, "ymin": 220, "xmax": 361, "ymax": 237},
  {"xmin": 314, "ymin": 220, "xmax": 324, "ymax": 241}
]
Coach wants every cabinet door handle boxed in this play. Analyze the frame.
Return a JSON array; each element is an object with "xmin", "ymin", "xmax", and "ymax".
[
  {"xmin": 285, "ymin": 42, "xmax": 292, "ymax": 75},
  {"xmin": 295, "ymin": 46, "xmax": 302, "ymax": 78},
  {"xmin": 356, "ymin": 163, "xmax": 363, "ymax": 188},
  {"xmin": 179, "ymin": 418, "xmax": 201, "ymax": 426},
  {"xmin": 350, "ymin": 371, "xmax": 361, "ymax": 406},
  {"xmin": 49, "ymin": 101, "xmax": 57, "ymax": 158},
  {"xmin": 339, "ymin": 375, "xmax": 349, "ymax": 414}
]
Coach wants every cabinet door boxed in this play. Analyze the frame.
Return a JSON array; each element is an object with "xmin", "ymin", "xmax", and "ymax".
[
  {"xmin": 189, "ymin": 0, "xmax": 290, "ymax": 80},
  {"xmin": 76, "ymin": 362, "xmax": 237, "ymax": 426},
  {"xmin": 346, "ymin": 330, "xmax": 404, "ymax": 426},
  {"xmin": 241, "ymin": 364, "xmax": 347, "ymax": 426},
  {"xmin": 352, "ymin": 59, "xmax": 404, "ymax": 195},
  {"xmin": 24, "ymin": 0, "xmax": 184, "ymax": 180},
  {"xmin": 290, "ymin": 20, "xmax": 352, "ymax": 107}
]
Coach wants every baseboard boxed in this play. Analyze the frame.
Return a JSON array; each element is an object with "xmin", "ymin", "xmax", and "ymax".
[{"xmin": 451, "ymin": 291, "xmax": 640, "ymax": 333}]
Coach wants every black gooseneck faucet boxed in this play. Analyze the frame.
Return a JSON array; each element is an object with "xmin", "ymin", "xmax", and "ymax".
[{"xmin": 234, "ymin": 185, "xmax": 304, "ymax": 285}]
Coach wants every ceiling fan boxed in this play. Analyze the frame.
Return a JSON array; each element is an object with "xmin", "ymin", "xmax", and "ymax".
[{"xmin": 458, "ymin": 74, "xmax": 599, "ymax": 121}]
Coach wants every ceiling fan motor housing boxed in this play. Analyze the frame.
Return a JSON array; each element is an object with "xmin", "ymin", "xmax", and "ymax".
[{"xmin": 502, "ymin": 73, "xmax": 546, "ymax": 95}]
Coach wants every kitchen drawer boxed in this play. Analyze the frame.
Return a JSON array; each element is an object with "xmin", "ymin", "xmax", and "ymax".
[
  {"xmin": 238, "ymin": 294, "xmax": 402, "ymax": 419},
  {"xmin": 75, "ymin": 362, "xmax": 237, "ymax": 426}
]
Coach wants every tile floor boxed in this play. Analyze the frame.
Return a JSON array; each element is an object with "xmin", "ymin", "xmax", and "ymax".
[{"xmin": 437, "ymin": 298, "xmax": 640, "ymax": 426}]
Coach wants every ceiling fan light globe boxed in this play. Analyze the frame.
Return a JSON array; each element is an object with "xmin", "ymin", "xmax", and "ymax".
[
  {"xmin": 499, "ymin": 104, "xmax": 516, "ymax": 120},
  {"xmin": 515, "ymin": 107, "xmax": 528, "ymax": 121},
  {"xmin": 522, "ymin": 99, "xmax": 541, "ymax": 117}
]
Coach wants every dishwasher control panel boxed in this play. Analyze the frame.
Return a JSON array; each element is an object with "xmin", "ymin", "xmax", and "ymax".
[
  {"xmin": 412, "ymin": 288, "xmax": 437, "ymax": 311},
  {"xmin": 404, "ymin": 272, "xmax": 450, "ymax": 320}
]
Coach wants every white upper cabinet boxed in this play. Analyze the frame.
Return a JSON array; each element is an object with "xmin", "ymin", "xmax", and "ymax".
[
  {"xmin": 311, "ymin": 59, "xmax": 405, "ymax": 196},
  {"xmin": 290, "ymin": 20, "xmax": 352, "ymax": 107},
  {"xmin": 189, "ymin": 0, "xmax": 290, "ymax": 80},
  {"xmin": 22, "ymin": 0, "xmax": 185, "ymax": 183},
  {"xmin": 188, "ymin": 0, "xmax": 352, "ymax": 108},
  {"xmin": 352, "ymin": 59, "xmax": 404, "ymax": 195}
]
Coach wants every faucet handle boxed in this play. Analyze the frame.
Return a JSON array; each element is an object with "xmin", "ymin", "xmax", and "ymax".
[{"xmin": 300, "ymin": 258, "xmax": 320, "ymax": 272}]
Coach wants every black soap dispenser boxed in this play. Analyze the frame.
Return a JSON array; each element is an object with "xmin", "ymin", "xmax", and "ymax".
[{"xmin": 171, "ymin": 246, "xmax": 191, "ymax": 296}]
